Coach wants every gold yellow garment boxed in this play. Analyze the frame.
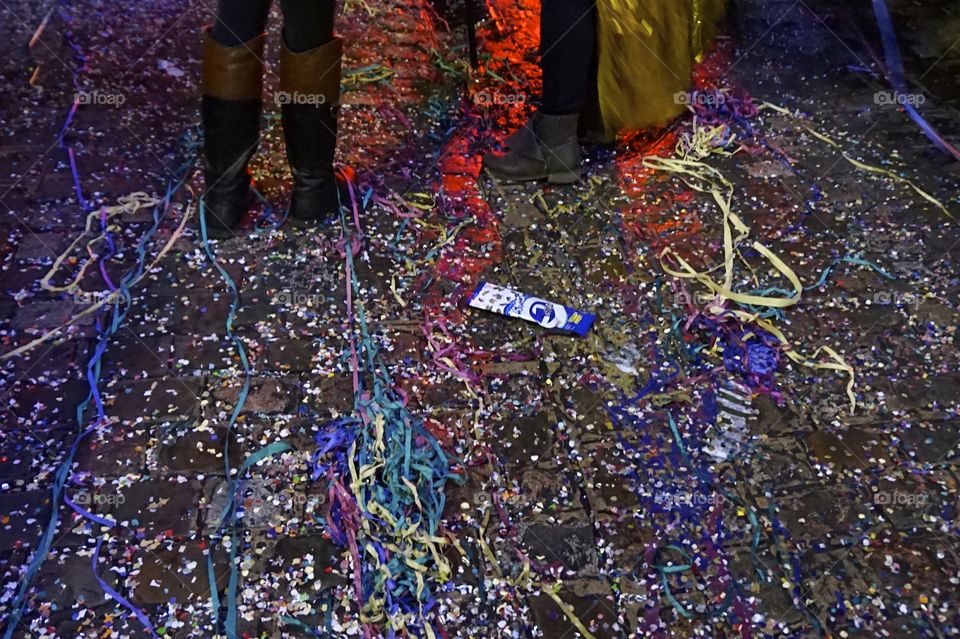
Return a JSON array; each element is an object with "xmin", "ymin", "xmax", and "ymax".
[{"xmin": 596, "ymin": 0, "xmax": 725, "ymax": 136}]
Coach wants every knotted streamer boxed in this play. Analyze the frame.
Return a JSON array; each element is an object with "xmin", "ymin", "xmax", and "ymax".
[
  {"xmin": 644, "ymin": 122, "xmax": 803, "ymax": 310},
  {"xmin": 300, "ymin": 174, "xmax": 465, "ymax": 637},
  {"xmin": 644, "ymin": 117, "xmax": 859, "ymax": 411}
]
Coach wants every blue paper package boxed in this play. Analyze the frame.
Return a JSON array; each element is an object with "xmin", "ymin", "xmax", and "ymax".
[{"xmin": 467, "ymin": 282, "xmax": 596, "ymax": 336}]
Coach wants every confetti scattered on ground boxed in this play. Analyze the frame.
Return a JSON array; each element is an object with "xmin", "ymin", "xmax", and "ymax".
[{"xmin": 1, "ymin": 0, "xmax": 959, "ymax": 637}]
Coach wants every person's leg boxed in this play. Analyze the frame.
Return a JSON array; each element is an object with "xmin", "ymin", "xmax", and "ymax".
[
  {"xmin": 211, "ymin": 0, "xmax": 272, "ymax": 46},
  {"xmin": 540, "ymin": 0, "xmax": 596, "ymax": 115},
  {"xmin": 201, "ymin": 0, "xmax": 272, "ymax": 237},
  {"xmin": 278, "ymin": 0, "xmax": 335, "ymax": 51},
  {"xmin": 277, "ymin": 0, "xmax": 342, "ymax": 223},
  {"xmin": 482, "ymin": 0, "xmax": 595, "ymax": 183}
]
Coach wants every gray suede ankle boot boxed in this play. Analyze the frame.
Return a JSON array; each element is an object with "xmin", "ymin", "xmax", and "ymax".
[{"xmin": 482, "ymin": 112, "xmax": 581, "ymax": 184}]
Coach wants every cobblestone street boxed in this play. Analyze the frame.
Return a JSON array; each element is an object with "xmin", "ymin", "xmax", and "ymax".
[{"xmin": 1, "ymin": 0, "xmax": 959, "ymax": 637}]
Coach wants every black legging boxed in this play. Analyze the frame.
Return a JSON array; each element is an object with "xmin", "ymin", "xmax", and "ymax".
[
  {"xmin": 540, "ymin": 0, "xmax": 596, "ymax": 115},
  {"xmin": 211, "ymin": 0, "xmax": 335, "ymax": 52},
  {"xmin": 213, "ymin": 0, "xmax": 591, "ymax": 111}
]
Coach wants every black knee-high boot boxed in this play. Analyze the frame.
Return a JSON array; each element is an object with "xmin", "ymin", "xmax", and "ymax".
[
  {"xmin": 200, "ymin": 28, "xmax": 265, "ymax": 238},
  {"xmin": 279, "ymin": 37, "xmax": 343, "ymax": 223}
]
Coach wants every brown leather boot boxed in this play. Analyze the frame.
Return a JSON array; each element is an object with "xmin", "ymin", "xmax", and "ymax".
[
  {"xmin": 279, "ymin": 37, "xmax": 344, "ymax": 223},
  {"xmin": 200, "ymin": 28, "xmax": 266, "ymax": 239}
]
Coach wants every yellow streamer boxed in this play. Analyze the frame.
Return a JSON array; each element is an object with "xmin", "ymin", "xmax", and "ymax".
[
  {"xmin": 642, "ymin": 117, "xmax": 858, "ymax": 411},
  {"xmin": 760, "ymin": 102, "xmax": 954, "ymax": 220},
  {"xmin": 643, "ymin": 125, "xmax": 803, "ymax": 310},
  {"xmin": 475, "ymin": 503, "xmax": 597, "ymax": 638},
  {"xmin": 539, "ymin": 585, "xmax": 598, "ymax": 639},
  {"xmin": 2, "ymin": 192, "xmax": 192, "ymax": 360},
  {"xmin": 711, "ymin": 305, "xmax": 857, "ymax": 412},
  {"xmin": 40, "ymin": 192, "xmax": 160, "ymax": 293}
]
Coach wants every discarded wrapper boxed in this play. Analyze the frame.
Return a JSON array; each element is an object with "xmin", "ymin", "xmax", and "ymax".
[
  {"xmin": 704, "ymin": 379, "xmax": 756, "ymax": 462},
  {"xmin": 467, "ymin": 282, "xmax": 596, "ymax": 336}
]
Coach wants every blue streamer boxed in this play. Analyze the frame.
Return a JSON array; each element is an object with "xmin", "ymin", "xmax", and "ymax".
[
  {"xmin": 199, "ymin": 197, "xmax": 298, "ymax": 637},
  {"xmin": 310, "ymin": 173, "xmax": 464, "ymax": 634},
  {"xmin": 0, "ymin": 125, "xmax": 197, "ymax": 636},
  {"xmin": 871, "ymin": 0, "xmax": 960, "ymax": 161}
]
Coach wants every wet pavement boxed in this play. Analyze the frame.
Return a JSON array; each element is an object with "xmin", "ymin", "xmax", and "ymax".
[{"xmin": 1, "ymin": 0, "xmax": 959, "ymax": 637}]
